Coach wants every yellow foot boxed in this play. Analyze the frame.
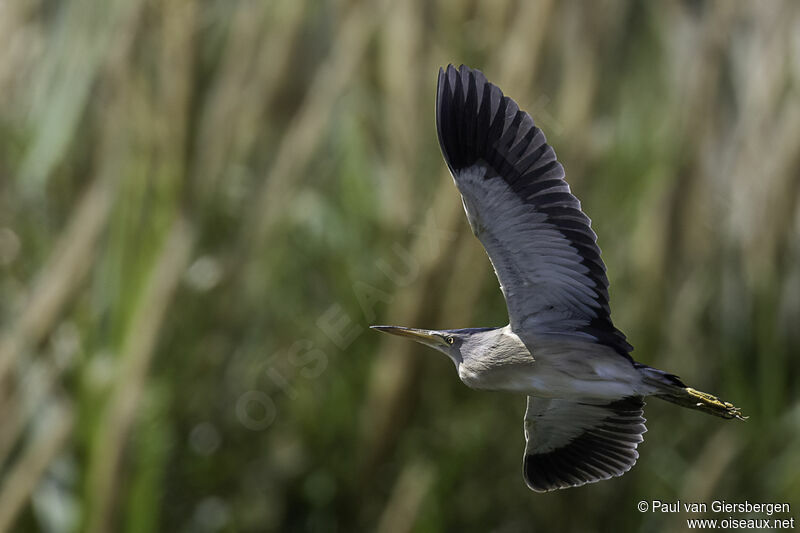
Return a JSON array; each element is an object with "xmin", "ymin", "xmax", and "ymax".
[{"xmin": 686, "ymin": 388, "xmax": 748, "ymax": 420}]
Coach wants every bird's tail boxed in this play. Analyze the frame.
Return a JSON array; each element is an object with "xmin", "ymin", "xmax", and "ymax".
[{"xmin": 636, "ymin": 364, "xmax": 747, "ymax": 420}]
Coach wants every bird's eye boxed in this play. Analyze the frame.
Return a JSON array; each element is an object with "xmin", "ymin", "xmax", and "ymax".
[{"xmin": 446, "ymin": 336, "xmax": 454, "ymax": 345}]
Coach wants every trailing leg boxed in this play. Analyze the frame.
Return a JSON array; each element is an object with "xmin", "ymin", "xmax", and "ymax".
[{"xmin": 636, "ymin": 364, "xmax": 747, "ymax": 420}]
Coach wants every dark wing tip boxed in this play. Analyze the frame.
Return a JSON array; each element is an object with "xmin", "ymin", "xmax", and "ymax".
[
  {"xmin": 523, "ymin": 397, "xmax": 646, "ymax": 492},
  {"xmin": 436, "ymin": 64, "xmax": 565, "ymax": 193},
  {"xmin": 436, "ymin": 64, "xmax": 511, "ymax": 174}
]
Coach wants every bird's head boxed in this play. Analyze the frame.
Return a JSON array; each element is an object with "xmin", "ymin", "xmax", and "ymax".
[
  {"xmin": 370, "ymin": 326, "xmax": 502, "ymax": 368},
  {"xmin": 370, "ymin": 325, "xmax": 483, "ymax": 367}
]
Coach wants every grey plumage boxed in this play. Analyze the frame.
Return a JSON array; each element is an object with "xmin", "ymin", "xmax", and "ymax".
[{"xmin": 372, "ymin": 65, "xmax": 745, "ymax": 492}]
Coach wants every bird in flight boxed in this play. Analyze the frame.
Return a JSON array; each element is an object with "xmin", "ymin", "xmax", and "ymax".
[{"xmin": 372, "ymin": 64, "xmax": 745, "ymax": 492}]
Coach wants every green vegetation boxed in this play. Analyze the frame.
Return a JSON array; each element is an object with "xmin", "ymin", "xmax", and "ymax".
[{"xmin": 0, "ymin": 0, "xmax": 799, "ymax": 531}]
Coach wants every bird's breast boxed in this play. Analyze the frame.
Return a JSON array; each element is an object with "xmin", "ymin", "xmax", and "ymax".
[
  {"xmin": 457, "ymin": 359, "xmax": 539, "ymax": 392},
  {"xmin": 456, "ymin": 330, "xmax": 535, "ymax": 391}
]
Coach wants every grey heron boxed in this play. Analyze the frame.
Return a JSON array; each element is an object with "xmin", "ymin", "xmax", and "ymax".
[{"xmin": 372, "ymin": 64, "xmax": 745, "ymax": 492}]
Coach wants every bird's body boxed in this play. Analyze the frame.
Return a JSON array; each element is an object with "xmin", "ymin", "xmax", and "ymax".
[
  {"xmin": 431, "ymin": 326, "xmax": 644, "ymax": 399},
  {"xmin": 373, "ymin": 65, "xmax": 745, "ymax": 492}
]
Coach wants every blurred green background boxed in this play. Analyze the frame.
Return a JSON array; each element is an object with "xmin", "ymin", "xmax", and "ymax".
[{"xmin": 1, "ymin": 0, "xmax": 799, "ymax": 531}]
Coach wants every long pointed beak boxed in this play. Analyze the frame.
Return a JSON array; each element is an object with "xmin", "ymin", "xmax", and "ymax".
[{"xmin": 370, "ymin": 325, "xmax": 446, "ymax": 346}]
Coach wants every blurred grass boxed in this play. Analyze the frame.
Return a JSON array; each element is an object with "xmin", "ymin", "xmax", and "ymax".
[{"xmin": 1, "ymin": 0, "xmax": 799, "ymax": 531}]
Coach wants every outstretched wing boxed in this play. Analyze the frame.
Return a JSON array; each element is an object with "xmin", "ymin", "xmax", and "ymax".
[
  {"xmin": 523, "ymin": 396, "xmax": 646, "ymax": 492},
  {"xmin": 436, "ymin": 64, "xmax": 631, "ymax": 356}
]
